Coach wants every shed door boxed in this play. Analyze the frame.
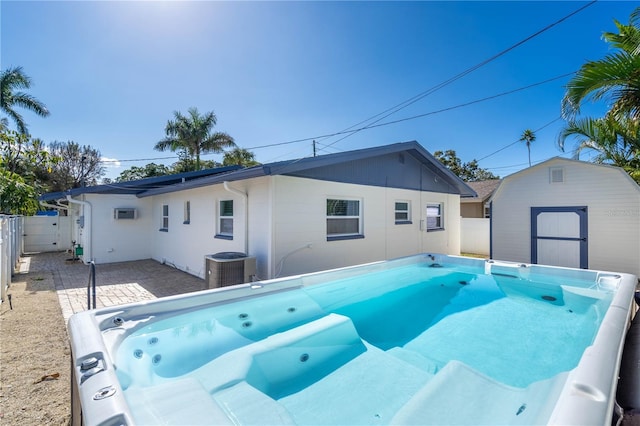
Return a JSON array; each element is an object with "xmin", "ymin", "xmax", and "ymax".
[{"xmin": 531, "ymin": 207, "xmax": 588, "ymax": 269}]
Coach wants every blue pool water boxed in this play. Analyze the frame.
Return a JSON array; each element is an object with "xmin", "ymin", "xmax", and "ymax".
[{"xmin": 113, "ymin": 260, "xmax": 615, "ymax": 424}]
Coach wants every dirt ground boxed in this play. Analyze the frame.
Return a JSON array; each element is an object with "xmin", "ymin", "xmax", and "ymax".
[{"xmin": 0, "ymin": 269, "xmax": 71, "ymax": 425}]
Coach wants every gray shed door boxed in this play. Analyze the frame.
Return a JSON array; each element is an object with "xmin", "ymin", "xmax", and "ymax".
[{"xmin": 531, "ymin": 207, "xmax": 588, "ymax": 269}]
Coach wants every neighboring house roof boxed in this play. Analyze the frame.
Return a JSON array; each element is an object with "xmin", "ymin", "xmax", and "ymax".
[
  {"xmin": 136, "ymin": 141, "xmax": 477, "ymax": 198},
  {"xmin": 460, "ymin": 179, "xmax": 501, "ymax": 204},
  {"xmin": 39, "ymin": 165, "xmax": 242, "ymax": 202}
]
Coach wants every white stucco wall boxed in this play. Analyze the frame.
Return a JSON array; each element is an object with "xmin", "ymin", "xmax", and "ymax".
[
  {"xmin": 491, "ymin": 159, "xmax": 640, "ymax": 277},
  {"xmin": 149, "ymin": 177, "xmax": 272, "ymax": 280},
  {"xmin": 143, "ymin": 174, "xmax": 461, "ymax": 281},
  {"xmin": 271, "ymin": 176, "xmax": 461, "ymax": 277},
  {"xmin": 83, "ymin": 194, "xmax": 153, "ymax": 264}
]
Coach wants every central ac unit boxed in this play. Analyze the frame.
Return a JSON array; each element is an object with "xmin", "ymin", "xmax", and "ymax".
[{"xmin": 205, "ymin": 252, "xmax": 256, "ymax": 288}]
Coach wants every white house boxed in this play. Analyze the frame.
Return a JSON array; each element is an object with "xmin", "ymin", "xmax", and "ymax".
[
  {"xmin": 490, "ymin": 157, "xmax": 640, "ymax": 277},
  {"xmin": 41, "ymin": 142, "xmax": 476, "ymax": 280}
]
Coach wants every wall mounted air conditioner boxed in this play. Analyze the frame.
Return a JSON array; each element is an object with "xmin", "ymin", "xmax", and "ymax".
[
  {"xmin": 205, "ymin": 252, "xmax": 257, "ymax": 288},
  {"xmin": 114, "ymin": 208, "xmax": 137, "ymax": 220}
]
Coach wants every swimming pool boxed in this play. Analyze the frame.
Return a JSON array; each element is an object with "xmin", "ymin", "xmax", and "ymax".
[{"xmin": 69, "ymin": 254, "xmax": 637, "ymax": 425}]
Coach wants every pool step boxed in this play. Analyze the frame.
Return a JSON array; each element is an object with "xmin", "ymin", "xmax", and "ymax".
[
  {"xmin": 125, "ymin": 378, "xmax": 233, "ymax": 425},
  {"xmin": 386, "ymin": 347, "xmax": 441, "ymax": 374},
  {"xmin": 277, "ymin": 344, "xmax": 434, "ymax": 425},
  {"xmin": 390, "ymin": 360, "xmax": 568, "ymax": 425},
  {"xmin": 213, "ymin": 382, "xmax": 296, "ymax": 425}
]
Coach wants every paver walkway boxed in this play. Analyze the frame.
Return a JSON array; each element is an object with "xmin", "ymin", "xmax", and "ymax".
[{"xmin": 19, "ymin": 251, "xmax": 207, "ymax": 322}]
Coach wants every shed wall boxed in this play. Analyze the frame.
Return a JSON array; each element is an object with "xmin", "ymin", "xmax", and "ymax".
[{"xmin": 492, "ymin": 161, "xmax": 640, "ymax": 276}]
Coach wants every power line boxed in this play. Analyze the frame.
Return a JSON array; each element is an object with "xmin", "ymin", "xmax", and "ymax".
[
  {"xmin": 244, "ymin": 72, "xmax": 574, "ymax": 151},
  {"xmin": 476, "ymin": 116, "xmax": 564, "ymax": 163},
  {"xmin": 98, "ymin": 73, "xmax": 572, "ymax": 166},
  {"xmin": 318, "ymin": 0, "xmax": 597, "ymax": 150}
]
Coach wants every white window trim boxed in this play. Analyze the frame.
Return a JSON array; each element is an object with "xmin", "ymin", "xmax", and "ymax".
[
  {"xmin": 216, "ymin": 199, "xmax": 234, "ymax": 239},
  {"xmin": 395, "ymin": 200, "xmax": 412, "ymax": 224},
  {"xmin": 426, "ymin": 202, "xmax": 444, "ymax": 231},
  {"xmin": 326, "ymin": 197, "xmax": 363, "ymax": 240},
  {"xmin": 160, "ymin": 204, "xmax": 169, "ymax": 231}
]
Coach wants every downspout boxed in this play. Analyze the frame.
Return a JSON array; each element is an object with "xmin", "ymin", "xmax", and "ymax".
[
  {"xmin": 223, "ymin": 181, "xmax": 248, "ymax": 255},
  {"xmin": 66, "ymin": 195, "xmax": 92, "ymax": 263}
]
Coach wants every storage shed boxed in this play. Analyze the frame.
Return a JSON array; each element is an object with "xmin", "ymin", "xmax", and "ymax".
[{"xmin": 490, "ymin": 157, "xmax": 640, "ymax": 277}]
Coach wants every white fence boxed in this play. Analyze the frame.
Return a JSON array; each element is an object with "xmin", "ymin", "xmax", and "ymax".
[
  {"xmin": 460, "ymin": 217, "xmax": 490, "ymax": 256},
  {"xmin": 0, "ymin": 215, "xmax": 23, "ymax": 303}
]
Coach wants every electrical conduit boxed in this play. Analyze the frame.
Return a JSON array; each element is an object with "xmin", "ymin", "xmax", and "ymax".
[{"xmin": 66, "ymin": 195, "xmax": 92, "ymax": 263}]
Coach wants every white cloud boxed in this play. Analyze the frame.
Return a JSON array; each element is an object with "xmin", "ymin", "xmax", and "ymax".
[{"xmin": 101, "ymin": 157, "xmax": 122, "ymax": 168}]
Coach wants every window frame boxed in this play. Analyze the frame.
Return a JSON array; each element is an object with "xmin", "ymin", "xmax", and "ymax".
[
  {"xmin": 216, "ymin": 199, "xmax": 234, "ymax": 240},
  {"xmin": 183, "ymin": 201, "xmax": 191, "ymax": 224},
  {"xmin": 160, "ymin": 204, "xmax": 169, "ymax": 232},
  {"xmin": 326, "ymin": 198, "xmax": 364, "ymax": 241},
  {"xmin": 426, "ymin": 202, "xmax": 444, "ymax": 231},
  {"xmin": 394, "ymin": 200, "xmax": 412, "ymax": 225}
]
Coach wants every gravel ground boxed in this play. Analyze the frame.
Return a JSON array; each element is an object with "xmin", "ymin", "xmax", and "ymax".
[{"xmin": 0, "ymin": 268, "xmax": 71, "ymax": 425}]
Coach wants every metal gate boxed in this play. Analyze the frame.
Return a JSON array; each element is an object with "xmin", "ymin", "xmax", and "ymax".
[{"xmin": 531, "ymin": 206, "xmax": 588, "ymax": 269}]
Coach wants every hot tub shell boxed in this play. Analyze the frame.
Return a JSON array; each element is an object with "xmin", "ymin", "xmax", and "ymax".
[{"xmin": 68, "ymin": 254, "xmax": 638, "ymax": 426}]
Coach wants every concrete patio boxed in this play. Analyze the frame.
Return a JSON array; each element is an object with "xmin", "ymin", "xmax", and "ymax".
[{"xmin": 19, "ymin": 251, "xmax": 207, "ymax": 323}]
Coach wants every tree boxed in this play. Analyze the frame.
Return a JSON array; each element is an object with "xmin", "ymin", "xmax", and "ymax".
[
  {"xmin": 433, "ymin": 150, "xmax": 499, "ymax": 181},
  {"xmin": 155, "ymin": 107, "xmax": 236, "ymax": 171},
  {"xmin": 562, "ymin": 7, "xmax": 640, "ymax": 120},
  {"xmin": 116, "ymin": 163, "xmax": 172, "ymax": 182},
  {"xmin": 558, "ymin": 115, "xmax": 640, "ymax": 182},
  {"xmin": 0, "ymin": 66, "xmax": 50, "ymax": 134},
  {"xmin": 46, "ymin": 141, "xmax": 105, "ymax": 191},
  {"xmin": 0, "ymin": 130, "xmax": 57, "ymax": 214},
  {"xmin": 223, "ymin": 147, "xmax": 260, "ymax": 167},
  {"xmin": 519, "ymin": 129, "xmax": 536, "ymax": 167}
]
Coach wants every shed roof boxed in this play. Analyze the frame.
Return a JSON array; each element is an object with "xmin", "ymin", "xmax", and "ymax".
[
  {"xmin": 489, "ymin": 157, "xmax": 640, "ymax": 203},
  {"xmin": 136, "ymin": 141, "xmax": 477, "ymax": 198}
]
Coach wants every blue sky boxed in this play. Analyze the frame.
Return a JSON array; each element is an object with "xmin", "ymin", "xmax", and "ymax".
[{"xmin": 2, "ymin": 1, "xmax": 637, "ymax": 180}]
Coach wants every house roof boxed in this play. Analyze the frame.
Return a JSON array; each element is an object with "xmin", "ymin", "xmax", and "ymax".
[
  {"xmin": 136, "ymin": 141, "xmax": 477, "ymax": 198},
  {"xmin": 460, "ymin": 179, "xmax": 501, "ymax": 203},
  {"xmin": 39, "ymin": 165, "xmax": 242, "ymax": 202}
]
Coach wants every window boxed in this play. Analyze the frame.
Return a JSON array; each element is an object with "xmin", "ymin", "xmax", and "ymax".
[
  {"xmin": 217, "ymin": 200, "xmax": 233, "ymax": 239},
  {"xmin": 183, "ymin": 201, "xmax": 191, "ymax": 224},
  {"xmin": 395, "ymin": 201, "xmax": 411, "ymax": 224},
  {"xmin": 326, "ymin": 198, "xmax": 363, "ymax": 240},
  {"xmin": 484, "ymin": 204, "xmax": 491, "ymax": 219},
  {"xmin": 426, "ymin": 203, "xmax": 444, "ymax": 231},
  {"xmin": 160, "ymin": 204, "xmax": 169, "ymax": 231}
]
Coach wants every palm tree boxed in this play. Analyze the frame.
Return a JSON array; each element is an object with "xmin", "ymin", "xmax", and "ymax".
[
  {"xmin": 155, "ymin": 107, "xmax": 236, "ymax": 171},
  {"xmin": 557, "ymin": 115, "xmax": 640, "ymax": 181},
  {"xmin": 519, "ymin": 129, "xmax": 536, "ymax": 167},
  {"xmin": 223, "ymin": 147, "xmax": 260, "ymax": 167},
  {"xmin": 0, "ymin": 66, "xmax": 50, "ymax": 134},
  {"xmin": 561, "ymin": 8, "xmax": 640, "ymax": 119}
]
